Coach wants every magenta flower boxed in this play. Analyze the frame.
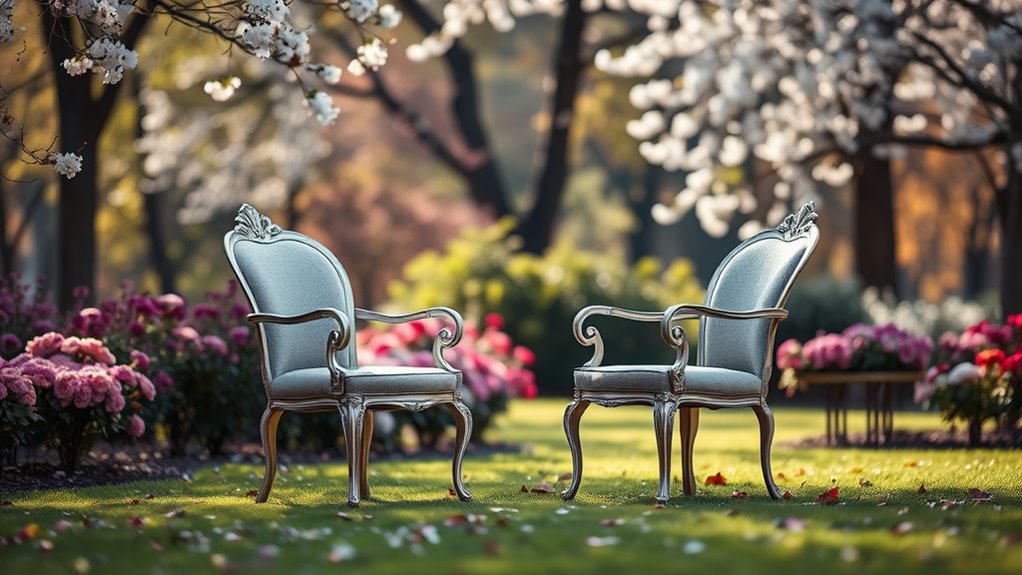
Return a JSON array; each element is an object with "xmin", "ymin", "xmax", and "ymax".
[
  {"xmin": 153, "ymin": 370, "xmax": 174, "ymax": 391},
  {"xmin": 0, "ymin": 333, "xmax": 22, "ymax": 354},
  {"xmin": 229, "ymin": 326, "xmax": 250, "ymax": 347},
  {"xmin": 192, "ymin": 303, "xmax": 220, "ymax": 321},
  {"xmin": 775, "ymin": 339, "xmax": 803, "ymax": 370},
  {"xmin": 130, "ymin": 350, "xmax": 150, "ymax": 370},
  {"xmin": 201, "ymin": 335, "xmax": 229, "ymax": 357},
  {"xmin": 60, "ymin": 336, "xmax": 116, "ymax": 366},
  {"xmin": 127, "ymin": 414, "xmax": 145, "ymax": 438}
]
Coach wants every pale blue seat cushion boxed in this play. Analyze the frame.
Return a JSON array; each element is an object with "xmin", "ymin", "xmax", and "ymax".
[
  {"xmin": 574, "ymin": 365, "xmax": 762, "ymax": 397},
  {"xmin": 272, "ymin": 365, "xmax": 460, "ymax": 399}
]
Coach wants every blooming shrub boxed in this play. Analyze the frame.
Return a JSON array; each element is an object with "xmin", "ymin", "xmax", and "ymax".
[
  {"xmin": 2, "ymin": 332, "xmax": 156, "ymax": 470},
  {"xmin": 356, "ymin": 312, "xmax": 537, "ymax": 447},
  {"xmin": 64, "ymin": 282, "xmax": 262, "ymax": 455},
  {"xmin": 776, "ymin": 323, "xmax": 933, "ymax": 396},
  {"xmin": 914, "ymin": 316, "xmax": 1022, "ymax": 445}
]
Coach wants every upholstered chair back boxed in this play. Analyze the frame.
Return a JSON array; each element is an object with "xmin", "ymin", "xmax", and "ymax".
[
  {"xmin": 225, "ymin": 211, "xmax": 357, "ymax": 381},
  {"xmin": 699, "ymin": 214, "xmax": 819, "ymax": 379}
]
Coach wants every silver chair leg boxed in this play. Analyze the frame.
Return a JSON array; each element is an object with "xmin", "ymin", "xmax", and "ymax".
[
  {"xmin": 752, "ymin": 404, "xmax": 782, "ymax": 500},
  {"xmin": 339, "ymin": 398, "xmax": 366, "ymax": 508},
  {"xmin": 447, "ymin": 400, "xmax": 473, "ymax": 502},
  {"xmin": 678, "ymin": 406, "xmax": 699, "ymax": 496},
  {"xmin": 653, "ymin": 399, "xmax": 677, "ymax": 504},
  {"xmin": 360, "ymin": 409, "xmax": 374, "ymax": 499},
  {"xmin": 561, "ymin": 398, "xmax": 590, "ymax": 501},
  {"xmin": 256, "ymin": 406, "xmax": 283, "ymax": 503}
]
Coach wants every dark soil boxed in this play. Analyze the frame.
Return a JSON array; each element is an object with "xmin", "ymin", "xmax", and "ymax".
[
  {"xmin": 0, "ymin": 441, "xmax": 525, "ymax": 495},
  {"xmin": 788, "ymin": 428, "xmax": 1022, "ymax": 449}
]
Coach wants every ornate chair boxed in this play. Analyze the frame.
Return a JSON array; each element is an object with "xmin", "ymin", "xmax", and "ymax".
[
  {"xmin": 224, "ymin": 204, "xmax": 472, "ymax": 507},
  {"xmin": 562, "ymin": 202, "xmax": 819, "ymax": 504}
]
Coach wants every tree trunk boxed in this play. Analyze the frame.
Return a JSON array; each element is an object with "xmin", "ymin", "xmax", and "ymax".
[
  {"xmin": 135, "ymin": 78, "xmax": 177, "ymax": 294},
  {"xmin": 998, "ymin": 169, "xmax": 1022, "ymax": 316},
  {"xmin": 517, "ymin": 0, "xmax": 588, "ymax": 254},
  {"xmin": 628, "ymin": 165, "xmax": 663, "ymax": 261},
  {"xmin": 854, "ymin": 150, "xmax": 898, "ymax": 296}
]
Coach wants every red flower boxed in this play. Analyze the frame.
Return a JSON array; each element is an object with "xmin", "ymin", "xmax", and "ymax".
[
  {"xmin": 513, "ymin": 346, "xmax": 536, "ymax": 366},
  {"xmin": 975, "ymin": 348, "xmax": 1006, "ymax": 369},
  {"xmin": 1006, "ymin": 314, "xmax": 1022, "ymax": 329},
  {"xmin": 484, "ymin": 312, "xmax": 504, "ymax": 330},
  {"xmin": 1005, "ymin": 353, "xmax": 1022, "ymax": 376}
]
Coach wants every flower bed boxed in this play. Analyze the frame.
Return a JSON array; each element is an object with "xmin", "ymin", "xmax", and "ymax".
[
  {"xmin": 914, "ymin": 316, "xmax": 1022, "ymax": 445},
  {"xmin": 776, "ymin": 323, "xmax": 933, "ymax": 395}
]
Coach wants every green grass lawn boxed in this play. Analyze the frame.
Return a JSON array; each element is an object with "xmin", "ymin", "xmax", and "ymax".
[{"xmin": 1, "ymin": 399, "xmax": 1021, "ymax": 574}]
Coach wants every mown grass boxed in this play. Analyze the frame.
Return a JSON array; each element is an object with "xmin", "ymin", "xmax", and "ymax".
[{"xmin": 1, "ymin": 399, "xmax": 1020, "ymax": 574}]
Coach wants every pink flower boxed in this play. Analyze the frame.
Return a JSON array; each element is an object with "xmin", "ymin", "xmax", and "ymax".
[
  {"xmin": 73, "ymin": 382, "xmax": 93, "ymax": 409},
  {"xmin": 60, "ymin": 337, "xmax": 116, "ymax": 366},
  {"xmin": 26, "ymin": 332, "xmax": 65, "ymax": 358},
  {"xmin": 54, "ymin": 371, "xmax": 78, "ymax": 402},
  {"xmin": 18, "ymin": 357, "xmax": 57, "ymax": 389},
  {"xmin": 484, "ymin": 313, "xmax": 504, "ymax": 330},
  {"xmin": 136, "ymin": 373, "xmax": 156, "ymax": 401},
  {"xmin": 156, "ymin": 294, "xmax": 187, "ymax": 320},
  {"xmin": 105, "ymin": 390, "xmax": 126, "ymax": 413},
  {"xmin": 229, "ymin": 326, "xmax": 250, "ymax": 347},
  {"xmin": 484, "ymin": 330, "xmax": 513, "ymax": 356},
  {"xmin": 775, "ymin": 339, "xmax": 803, "ymax": 371},
  {"xmin": 172, "ymin": 326, "xmax": 201, "ymax": 342},
  {"xmin": 201, "ymin": 335, "xmax": 229, "ymax": 357},
  {"xmin": 513, "ymin": 345, "xmax": 536, "ymax": 366},
  {"xmin": 127, "ymin": 414, "xmax": 145, "ymax": 438},
  {"xmin": 192, "ymin": 303, "xmax": 219, "ymax": 321},
  {"xmin": 130, "ymin": 350, "xmax": 150, "ymax": 370},
  {"xmin": 153, "ymin": 370, "xmax": 174, "ymax": 391},
  {"xmin": 0, "ymin": 381, "xmax": 7, "ymax": 401},
  {"xmin": 0, "ymin": 333, "xmax": 22, "ymax": 354}
]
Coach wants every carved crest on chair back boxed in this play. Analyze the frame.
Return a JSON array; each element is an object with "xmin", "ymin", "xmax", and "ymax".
[
  {"xmin": 233, "ymin": 203, "xmax": 282, "ymax": 241},
  {"xmin": 776, "ymin": 201, "xmax": 817, "ymax": 240}
]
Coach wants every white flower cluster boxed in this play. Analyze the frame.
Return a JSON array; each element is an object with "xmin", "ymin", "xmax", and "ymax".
[
  {"xmin": 236, "ymin": 0, "xmax": 310, "ymax": 65},
  {"xmin": 203, "ymin": 76, "xmax": 242, "ymax": 101},
  {"xmin": 346, "ymin": 0, "xmax": 378, "ymax": 23},
  {"xmin": 306, "ymin": 90, "xmax": 340, "ymax": 125},
  {"xmin": 406, "ymin": 0, "xmax": 561, "ymax": 61},
  {"xmin": 307, "ymin": 64, "xmax": 342, "ymax": 85},
  {"xmin": 599, "ymin": 0, "xmax": 1022, "ymax": 237},
  {"xmin": 52, "ymin": 152, "xmax": 83, "ymax": 179},
  {"xmin": 357, "ymin": 38, "xmax": 388, "ymax": 70},
  {"xmin": 1, "ymin": 0, "xmax": 15, "ymax": 45},
  {"xmin": 62, "ymin": 36, "xmax": 138, "ymax": 84}
]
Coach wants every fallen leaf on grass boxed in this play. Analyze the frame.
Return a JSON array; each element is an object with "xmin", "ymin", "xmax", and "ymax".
[
  {"xmin": 0, "ymin": 500, "xmax": 12, "ymax": 506},
  {"xmin": 484, "ymin": 540, "xmax": 502, "ymax": 555},
  {"xmin": 129, "ymin": 517, "xmax": 144, "ymax": 528},
  {"xmin": 520, "ymin": 480, "xmax": 556, "ymax": 494},
  {"xmin": 128, "ymin": 498, "xmax": 140, "ymax": 505},
  {"xmin": 850, "ymin": 467, "xmax": 864, "ymax": 473},
  {"xmin": 18, "ymin": 524, "xmax": 40, "ymax": 540},
  {"xmin": 776, "ymin": 473, "xmax": 786, "ymax": 480},
  {"xmin": 969, "ymin": 488, "xmax": 992, "ymax": 502},
  {"xmin": 905, "ymin": 461, "xmax": 919, "ymax": 468},
  {"xmin": 653, "ymin": 502, "xmax": 667, "ymax": 510},
  {"xmin": 556, "ymin": 472, "xmax": 573, "ymax": 482},
  {"xmin": 816, "ymin": 487, "xmax": 840, "ymax": 505},
  {"xmin": 520, "ymin": 485, "xmax": 529, "ymax": 493},
  {"xmin": 917, "ymin": 484, "xmax": 927, "ymax": 494},
  {"xmin": 600, "ymin": 519, "xmax": 624, "ymax": 527},
  {"xmin": 730, "ymin": 491, "xmax": 748, "ymax": 499},
  {"xmin": 449, "ymin": 488, "xmax": 458, "ymax": 497},
  {"xmin": 782, "ymin": 491, "xmax": 793, "ymax": 500},
  {"xmin": 145, "ymin": 494, "xmax": 157, "ymax": 500},
  {"xmin": 337, "ymin": 512, "xmax": 374, "ymax": 522},
  {"xmin": 150, "ymin": 541, "xmax": 164, "ymax": 551},
  {"xmin": 164, "ymin": 509, "xmax": 186, "ymax": 519},
  {"xmin": 245, "ymin": 490, "xmax": 259, "ymax": 498},
  {"xmin": 890, "ymin": 522, "xmax": 914, "ymax": 536},
  {"xmin": 858, "ymin": 478, "xmax": 873, "ymax": 488},
  {"xmin": 705, "ymin": 472, "xmax": 727, "ymax": 486},
  {"xmin": 39, "ymin": 539, "xmax": 54, "ymax": 554}
]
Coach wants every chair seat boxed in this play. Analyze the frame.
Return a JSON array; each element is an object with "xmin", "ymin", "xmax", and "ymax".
[
  {"xmin": 271, "ymin": 365, "xmax": 461, "ymax": 399},
  {"xmin": 574, "ymin": 364, "xmax": 762, "ymax": 397}
]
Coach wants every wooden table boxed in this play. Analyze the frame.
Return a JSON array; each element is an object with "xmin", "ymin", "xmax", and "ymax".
[{"xmin": 797, "ymin": 371, "xmax": 925, "ymax": 446}]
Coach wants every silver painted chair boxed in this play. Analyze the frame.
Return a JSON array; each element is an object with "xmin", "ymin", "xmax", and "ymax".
[
  {"xmin": 562, "ymin": 202, "xmax": 819, "ymax": 504},
  {"xmin": 224, "ymin": 204, "xmax": 473, "ymax": 508}
]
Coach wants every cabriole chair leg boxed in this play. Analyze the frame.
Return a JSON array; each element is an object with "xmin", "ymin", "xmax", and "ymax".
[
  {"xmin": 753, "ymin": 404, "xmax": 782, "ymax": 500},
  {"xmin": 679, "ymin": 406, "xmax": 699, "ymax": 496},
  {"xmin": 653, "ymin": 400, "xmax": 677, "ymax": 504},
  {"xmin": 360, "ymin": 409, "xmax": 374, "ymax": 499},
  {"xmin": 447, "ymin": 400, "xmax": 473, "ymax": 502},
  {"xmin": 256, "ymin": 407, "xmax": 283, "ymax": 503},
  {"xmin": 561, "ymin": 398, "xmax": 590, "ymax": 501},
  {"xmin": 339, "ymin": 400, "xmax": 366, "ymax": 508}
]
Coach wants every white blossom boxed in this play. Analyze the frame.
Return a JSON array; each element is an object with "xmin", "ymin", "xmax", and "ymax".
[
  {"xmin": 52, "ymin": 152, "xmax": 83, "ymax": 179},
  {"xmin": 308, "ymin": 64, "xmax": 342, "ymax": 85},
  {"xmin": 203, "ymin": 76, "xmax": 241, "ymax": 101},
  {"xmin": 305, "ymin": 90, "xmax": 339, "ymax": 124},
  {"xmin": 245, "ymin": 0, "xmax": 289, "ymax": 23},
  {"xmin": 62, "ymin": 55, "xmax": 93, "ymax": 76},
  {"xmin": 378, "ymin": 4, "xmax": 401, "ymax": 28},
  {"xmin": 357, "ymin": 38, "xmax": 387, "ymax": 70},
  {"xmin": 347, "ymin": 59, "xmax": 366, "ymax": 76},
  {"xmin": 346, "ymin": 0, "xmax": 378, "ymax": 23},
  {"xmin": 85, "ymin": 36, "xmax": 137, "ymax": 84}
]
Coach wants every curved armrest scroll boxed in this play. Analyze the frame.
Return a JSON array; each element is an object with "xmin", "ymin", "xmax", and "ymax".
[
  {"xmin": 572, "ymin": 305, "xmax": 689, "ymax": 371},
  {"xmin": 356, "ymin": 307, "xmax": 464, "ymax": 372}
]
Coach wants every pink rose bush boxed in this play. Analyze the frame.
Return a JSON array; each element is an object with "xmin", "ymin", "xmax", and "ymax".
[
  {"xmin": 914, "ymin": 316, "xmax": 1022, "ymax": 445},
  {"xmin": 776, "ymin": 323, "xmax": 933, "ymax": 396},
  {"xmin": 357, "ymin": 313, "xmax": 537, "ymax": 446},
  {"xmin": 0, "ymin": 332, "xmax": 156, "ymax": 469}
]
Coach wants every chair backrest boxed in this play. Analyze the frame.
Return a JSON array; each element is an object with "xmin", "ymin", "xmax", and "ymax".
[
  {"xmin": 224, "ymin": 205, "xmax": 357, "ymax": 382},
  {"xmin": 698, "ymin": 202, "xmax": 819, "ymax": 379}
]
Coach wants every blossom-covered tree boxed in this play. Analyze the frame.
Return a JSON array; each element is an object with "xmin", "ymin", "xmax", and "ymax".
[
  {"xmin": 1, "ymin": 0, "xmax": 401, "ymax": 308},
  {"xmin": 598, "ymin": 0, "xmax": 1022, "ymax": 313}
]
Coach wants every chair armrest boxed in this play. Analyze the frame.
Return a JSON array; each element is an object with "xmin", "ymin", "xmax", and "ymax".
[
  {"xmin": 356, "ymin": 306, "xmax": 464, "ymax": 372},
  {"xmin": 572, "ymin": 305, "xmax": 689, "ymax": 370},
  {"xmin": 248, "ymin": 308, "xmax": 352, "ymax": 387},
  {"xmin": 662, "ymin": 304, "xmax": 789, "ymax": 322}
]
